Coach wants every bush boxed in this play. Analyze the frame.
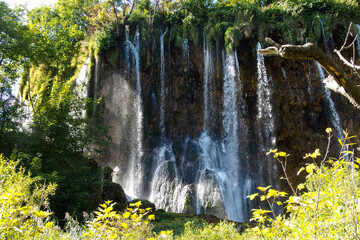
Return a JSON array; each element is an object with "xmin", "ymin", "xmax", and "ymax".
[
  {"xmin": 243, "ymin": 128, "xmax": 360, "ymax": 239},
  {"xmin": 0, "ymin": 154, "xmax": 56, "ymax": 239},
  {"xmin": 177, "ymin": 221, "xmax": 241, "ymax": 240}
]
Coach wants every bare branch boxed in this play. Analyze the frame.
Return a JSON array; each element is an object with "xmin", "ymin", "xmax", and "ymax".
[
  {"xmin": 334, "ymin": 49, "xmax": 360, "ymax": 70},
  {"xmin": 339, "ymin": 22, "xmax": 353, "ymax": 51},
  {"xmin": 123, "ymin": 0, "xmax": 136, "ymax": 26}
]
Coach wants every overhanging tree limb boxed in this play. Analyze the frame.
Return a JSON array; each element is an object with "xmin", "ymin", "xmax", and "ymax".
[{"xmin": 258, "ymin": 37, "xmax": 360, "ymax": 109}]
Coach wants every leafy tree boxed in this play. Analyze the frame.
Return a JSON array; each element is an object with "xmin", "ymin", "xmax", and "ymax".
[
  {"xmin": 16, "ymin": 77, "xmax": 109, "ymax": 220},
  {"xmin": 0, "ymin": 1, "xmax": 31, "ymax": 153},
  {"xmin": 0, "ymin": 154, "xmax": 57, "ymax": 239},
  {"xmin": 27, "ymin": 0, "xmax": 90, "ymax": 80}
]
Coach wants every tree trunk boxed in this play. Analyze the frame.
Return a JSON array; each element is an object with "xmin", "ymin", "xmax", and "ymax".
[{"xmin": 258, "ymin": 38, "xmax": 360, "ymax": 109}]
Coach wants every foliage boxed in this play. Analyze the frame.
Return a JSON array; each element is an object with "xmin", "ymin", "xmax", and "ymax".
[
  {"xmin": 18, "ymin": 77, "xmax": 107, "ymax": 220},
  {"xmin": 83, "ymin": 200, "xmax": 157, "ymax": 239},
  {"xmin": 0, "ymin": 154, "xmax": 57, "ymax": 239},
  {"xmin": 0, "ymin": 1, "xmax": 29, "ymax": 76},
  {"xmin": 0, "ymin": 1, "xmax": 31, "ymax": 153},
  {"xmin": 175, "ymin": 221, "xmax": 241, "ymax": 239},
  {"xmin": 2, "ymin": 127, "xmax": 360, "ymax": 239},
  {"xmin": 19, "ymin": 0, "xmax": 93, "ymax": 104},
  {"xmin": 243, "ymin": 128, "xmax": 360, "ymax": 239},
  {"xmin": 152, "ymin": 211, "xmax": 205, "ymax": 236}
]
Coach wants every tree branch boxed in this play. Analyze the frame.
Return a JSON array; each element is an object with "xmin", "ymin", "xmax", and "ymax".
[
  {"xmin": 110, "ymin": 0, "xmax": 120, "ymax": 35},
  {"xmin": 122, "ymin": 0, "xmax": 136, "ymax": 27},
  {"xmin": 258, "ymin": 37, "xmax": 360, "ymax": 109}
]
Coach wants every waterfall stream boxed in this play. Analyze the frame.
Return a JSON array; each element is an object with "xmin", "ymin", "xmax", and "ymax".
[
  {"xmin": 315, "ymin": 63, "xmax": 343, "ymax": 140},
  {"xmin": 106, "ymin": 30, "xmax": 346, "ymax": 222},
  {"xmin": 113, "ymin": 27, "xmax": 144, "ymax": 199},
  {"xmin": 317, "ymin": 20, "xmax": 344, "ymax": 140},
  {"xmin": 194, "ymin": 46, "xmax": 251, "ymax": 222},
  {"xmin": 220, "ymin": 50, "xmax": 247, "ymax": 221},
  {"xmin": 159, "ymin": 27, "xmax": 168, "ymax": 141},
  {"xmin": 148, "ymin": 29, "xmax": 186, "ymax": 212},
  {"xmin": 256, "ymin": 42, "xmax": 277, "ymax": 187},
  {"xmin": 356, "ymin": 24, "xmax": 360, "ymax": 58},
  {"xmin": 75, "ymin": 58, "xmax": 90, "ymax": 118},
  {"xmin": 203, "ymin": 33, "xmax": 211, "ymax": 127}
]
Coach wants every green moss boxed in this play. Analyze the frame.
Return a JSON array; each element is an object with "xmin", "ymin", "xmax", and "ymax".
[
  {"xmin": 225, "ymin": 26, "xmax": 243, "ymax": 54},
  {"xmin": 152, "ymin": 211, "xmax": 206, "ymax": 236}
]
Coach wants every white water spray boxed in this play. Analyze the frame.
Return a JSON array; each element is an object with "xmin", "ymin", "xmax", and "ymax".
[
  {"xmin": 316, "ymin": 63, "xmax": 343, "ymax": 140},
  {"xmin": 116, "ymin": 27, "xmax": 144, "ymax": 199},
  {"xmin": 159, "ymin": 27, "xmax": 168, "ymax": 141}
]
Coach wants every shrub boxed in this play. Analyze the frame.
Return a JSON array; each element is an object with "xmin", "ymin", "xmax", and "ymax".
[
  {"xmin": 0, "ymin": 154, "xmax": 56, "ymax": 239},
  {"xmin": 243, "ymin": 128, "xmax": 360, "ymax": 239},
  {"xmin": 176, "ymin": 221, "xmax": 241, "ymax": 240},
  {"xmin": 83, "ymin": 200, "xmax": 158, "ymax": 239}
]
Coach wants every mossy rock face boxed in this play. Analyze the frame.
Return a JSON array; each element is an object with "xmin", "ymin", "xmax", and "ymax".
[
  {"xmin": 197, "ymin": 214, "xmax": 221, "ymax": 225},
  {"xmin": 101, "ymin": 167, "xmax": 127, "ymax": 206}
]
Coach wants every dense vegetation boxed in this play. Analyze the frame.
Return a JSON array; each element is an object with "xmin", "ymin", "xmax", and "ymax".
[
  {"xmin": 1, "ymin": 0, "xmax": 360, "ymax": 238},
  {"xmin": 1, "ymin": 129, "xmax": 359, "ymax": 239}
]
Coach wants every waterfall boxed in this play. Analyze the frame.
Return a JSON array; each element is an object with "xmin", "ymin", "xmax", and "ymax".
[
  {"xmin": 319, "ymin": 17, "xmax": 329, "ymax": 53},
  {"xmin": 148, "ymin": 29, "xmax": 187, "ymax": 213},
  {"xmin": 203, "ymin": 33, "xmax": 211, "ymax": 127},
  {"xmin": 11, "ymin": 79, "xmax": 33, "ymax": 130},
  {"xmin": 220, "ymin": 50, "xmax": 246, "ymax": 221},
  {"xmin": 182, "ymin": 39, "xmax": 190, "ymax": 74},
  {"xmin": 356, "ymin": 24, "xmax": 360, "ymax": 58},
  {"xmin": 256, "ymin": 43, "xmax": 276, "ymax": 146},
  {"xmin": 307, "ymin": 61, "xmax": 314, "ymax": 98},
  {"xmin": 115, "ymin": 27, "xmax": 144, "ymax": 199},
  {"xmin": 75, "ymin": 58, "xmax": 90, "ymax": 118},
  {"xmin": 256, "ymin": 42, "xmax": 277, "ymax": 188},
  {"xmin": 195, "ymin": 49, "xmax": 250, "ymax": 222},
  {"xmin": 159, "ymin": 27, "xmax": 168, "ymax": 141},
  {"xmin": 317, "ymin": 20, "xmax": 344, "ymax": 140},
  {"xmin": 315, "ymin": 63, "xmax": 343, "ymax": 140},
  {"xmin": 93, "ymin": 55, "xmax": 100, "ymax": 117},
  {"xmin": 195, "ymin": 37, "xmax": 223, "ymax": 215}
]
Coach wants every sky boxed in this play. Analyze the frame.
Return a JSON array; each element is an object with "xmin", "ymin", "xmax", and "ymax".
[{"xmin": 3, "ymin": 0, "xmax": 57, "ymax": 10}]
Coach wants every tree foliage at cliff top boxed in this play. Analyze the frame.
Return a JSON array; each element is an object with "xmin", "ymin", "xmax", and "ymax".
[
  {"xmin": 91, "ymin": 0, "xmax": 360, "ymax": 55},
  {"xmin": 15, "ymin": 0, "xmax": 360, "ymax": 104}
]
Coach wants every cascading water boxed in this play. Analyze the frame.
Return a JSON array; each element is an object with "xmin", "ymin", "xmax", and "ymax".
[
  {"xmin": 220, "ymin": 50, "xmax": 249, "ymax": 221},
  {"xmin": 148, "ymin": 36, "xmax": 253, "ymax": 221},
  {"xmin": 256, "ymin": 43, "xmax": 276, "ymax": 147},
  {"xmin": 356, "ymin": 24, "xmax": 360, "ymax": 58},
  {"xmin": 195, "ymin": 36, "xmax": 225, "ymax": 218},
  {"xmin": 75, "ymin": 58, "xmax": 90, "ymax": 118},
  {"xmin": 148, "ymin": 28, "xmax": 187, "ymax": 213},
  {"xmin": 203, "ymin": 33, "xmax": 211, "ymax": 127},
  {"xmin": 256, "ymin": 42, "xmax": 277, "ymax": 187},
  {"xmin": 113, "ymin": 27, "xmax": 144, "ymax": 199},
  {"xmin": 317, "ymin": 20, "xmax": 344, "ymax": 141},
  {"xmin": 319, "ymin": 17, "xmax": 329, "ymax": 53},
  {"xmin": 90, "ymin": 18, "xmax": 358, "ymax": 224},
  {"xmin": 194, "ymin": 44, "xmax": 251, "ymax": 221},
  {"xmin": 159, "ymin": 27, "xmax": 168, "ymax": 141},
  {"xmin": 307, "ymin": 61, "xmax": 314, "ymax": 98},
  {"xmin": 182, "ymin": 39, "xmax": 190, "ymax": 74},
  {"xmin": 315, "ymin": 63, "xmax": 343, "ymax": 140}
]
